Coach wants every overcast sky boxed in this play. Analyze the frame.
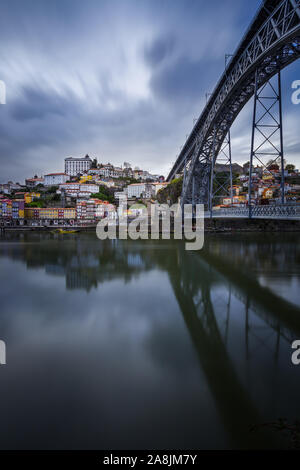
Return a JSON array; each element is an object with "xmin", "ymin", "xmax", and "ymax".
[{"xmin": 0, "ymin": 0, "xmax": 299, "ymax": 183}]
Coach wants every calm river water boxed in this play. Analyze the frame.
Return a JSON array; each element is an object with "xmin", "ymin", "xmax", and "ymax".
[{"xmin": 0, "ymin": 231, "xmax": 300, "ymax": 449}]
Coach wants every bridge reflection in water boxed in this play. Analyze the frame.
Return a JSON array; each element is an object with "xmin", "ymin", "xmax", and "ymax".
[
  {"xmin": 0, "ymin": 232, "xmax": 300, "ymax": 449},
  {"xmin": 168, "ymin": 237, "xmax": 300, "ymax": 448}
]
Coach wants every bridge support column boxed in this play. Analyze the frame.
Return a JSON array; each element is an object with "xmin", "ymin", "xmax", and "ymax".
[
  {"xmin": 248, "ymin": 69, "xmax": 285, "ymax": 218},
  {"xmin": 209, "ymin": 125, "xmax": 217, "ymax": 218},
  {"xmin": 209, "ymin": 128, "xmax": 234, "ymax": 216}
]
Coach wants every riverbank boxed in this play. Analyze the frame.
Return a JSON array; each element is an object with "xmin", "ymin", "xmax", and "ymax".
[
  {"xmin": 1, "ymin": 218, "xmax": 300, "ymax": 233},
  {"xmin": 204, "ymin": 218, "xmax": 300, "ymax": 232}
]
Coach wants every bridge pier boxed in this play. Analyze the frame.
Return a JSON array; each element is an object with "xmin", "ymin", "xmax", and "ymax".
[{"xmin": 248, "ymin": 69, "xmax": 285, "ymax": 218}]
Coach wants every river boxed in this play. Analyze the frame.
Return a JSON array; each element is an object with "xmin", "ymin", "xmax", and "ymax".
[{"xmin": 0, "ymin": 231, "xmax": 299, "ymax": 449}]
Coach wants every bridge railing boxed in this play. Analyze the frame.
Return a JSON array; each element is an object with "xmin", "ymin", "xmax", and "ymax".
[{"xmin": 208, "ymin": 204, "xmax": 300, "ymax": 219}]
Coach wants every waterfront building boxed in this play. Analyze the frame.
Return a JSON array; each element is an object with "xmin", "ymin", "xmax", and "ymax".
[
  {"xmin": 76, "ymin": 199, "xmax": 115, "ymax": 221},
  {"xmin": 44, "ymin": 173, "xmax": 68, "ymax": 186},
  {"xmin": 12, "ymin": 200, "xmax": 25, "ymax": 219},
  {"xmin": 24, "ymin": 207, "xmax": 76, "ymax": 221},
  {"xmin": 24, "ymin": 208, "xmax": 40, "ymax": 219},
  {"xmin": 65, "ymin": 155, "xmax": 92, "ymax": 176},
  {"xmin": 76, "ymin": 200, "xmax": 96, "ymax": 221},
  {"xmin": 0, "ymin": 199, "xmax": 12, "ymax": 218}
]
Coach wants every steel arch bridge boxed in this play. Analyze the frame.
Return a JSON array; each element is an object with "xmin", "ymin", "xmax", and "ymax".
[{"xmin": 167, "ymin": 0, "xmax": 300, "ymax": 217}]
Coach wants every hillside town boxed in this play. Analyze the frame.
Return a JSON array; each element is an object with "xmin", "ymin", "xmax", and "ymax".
[
  {"xmin": 0, "ymin": 155, "xmax": 168, "ymax": 226},
  {"xmin": 213, "ymin": 161, "xmax": 300, "ymax": 209},
  {"xmin": 0, "ymin": 154, "xmax": 299, "ymax": 226}
]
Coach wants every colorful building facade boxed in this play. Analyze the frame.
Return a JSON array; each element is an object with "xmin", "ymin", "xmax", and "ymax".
[{"xmin": 24, "ymin": 207, "xmax": 76, "ymax": 220}]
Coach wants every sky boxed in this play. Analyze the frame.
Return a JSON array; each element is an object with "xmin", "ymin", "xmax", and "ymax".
[{"xmin": 0, "ymin": 0, "xmax": 299, "ymax": 183}]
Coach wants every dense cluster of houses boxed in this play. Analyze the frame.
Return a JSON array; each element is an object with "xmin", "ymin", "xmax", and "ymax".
[
  {"xmin": 0, "ymin": 155, "xmax": 167, "ymax": 225},
  {"xmin": 219, "ymin": 164, "xmax": 300, "ymax": 208}
]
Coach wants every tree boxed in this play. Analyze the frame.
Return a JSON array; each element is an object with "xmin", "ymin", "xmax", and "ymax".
[
  {"xmin": 157, "ymin": 177, "xmax": 182, "ymax": 205},
  {"xmin": 266, "ymin": 159, "xmax": 286, "ymax": 169},
  {"xmin": 27, "ymin": 200, "xmax": 45, "ymax": 208},
  {"xmin": 268, "ymin": 163, "xmax": 279, "ymax": 171},
  {"xmin": 46, "ymin": 185, "xmax": 59, "ymax": 193},
  {"xmin": 90, "ymin": 185, "xmax": 114, "ymax": 203},
  {"xmin": 285, "ymin": 164, "xmax": 295, "ymax": 172},
  {"xmin": 243, "ymin": 162, "xmax": 250, "ymax": 174},
  {"xmin": 91, "ymin": 158, "xmax": 98, "ymax": 169},
  {"xmin": 91, "ymin": 192, "xmax": 113, "ymax": 203}
]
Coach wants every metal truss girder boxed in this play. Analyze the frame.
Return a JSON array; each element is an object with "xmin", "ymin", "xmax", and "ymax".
[
  {"xmin": 179, "ymin": 36, "xmax": 300, "ymax": 205},
  {"xmin": 210, "ymin": 131, "xmax": 233, "ymax": 205},
  {"xmin": 248, "ymin": 70, "xmax": 285, "ymax": 217}
]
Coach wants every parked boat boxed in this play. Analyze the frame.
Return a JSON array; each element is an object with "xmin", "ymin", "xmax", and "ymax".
[{"xmin": 52, "ymin": 228, "xmax": 78, "ymax": 234}]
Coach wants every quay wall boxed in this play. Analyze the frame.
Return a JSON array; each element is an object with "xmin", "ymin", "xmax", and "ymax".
[{"xmin": 1, "ymin": 218, "xmax": 300, "ymax": 233}]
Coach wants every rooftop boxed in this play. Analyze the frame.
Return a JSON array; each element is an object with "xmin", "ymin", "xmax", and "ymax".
[{"xmin": 65, "ymin": 155, "xmax": 92, "ymax": 161}]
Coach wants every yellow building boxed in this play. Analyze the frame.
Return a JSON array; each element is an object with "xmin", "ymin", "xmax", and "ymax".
[
  {"xmin": 39, "ymin": 208, "xmax": 59, "ymax": 219},
  {"xmin": 25, "ymin": 207, "xmax": 76, "ymax": 220},
  {"xmin": 61, "ymin": 208, "xmax": 76, "ymax": 219},
  {"xmin": 24, "ymin": 207, "xmax": 40, "ymax": 219},
  {"xmin": 79, "ymin": 175, "xmax": 93, "ymax": 183},
  {"xmin": 25, "ymin": 192, "xmax": 41, "ymax": 204}
]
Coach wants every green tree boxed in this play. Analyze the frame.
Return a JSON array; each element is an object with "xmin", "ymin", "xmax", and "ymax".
[
  {"xmin": 46, "ymin": 185, "xmax": 59, "ymax": 193},
  {"xmin": 285, "ymin": 164, "xmax": 295, "ymax": 172},
  {"xmin": 157, "ymin": 177, "xmax": 182, "ymax": 205},
  {"xmin": 91, "ymin": 158, "xmax": 98, "ymax": 169},
  {"xmin": 90, "ymin": 185, "xmax": 114, "ymax": 203},
  {"xmin": 27, "ymin": 200, "xmax": 45, "ymax": 208}
]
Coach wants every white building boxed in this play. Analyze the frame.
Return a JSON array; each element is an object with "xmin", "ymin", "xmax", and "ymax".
[
  {"xmin": 65, "ymin": 155, "xmax": 92, "ymax": 176},
  {"xmin": 44, "ymin": 173, "xmax": 68, "ymax": 186},
  {"xmin": 25, "ymin": 177, "xmax": 44, "ymax": 188},
  {"xmin": 96, "ymin": 165, "xmax": 124, "ymax": 179},
  {"xmin": 96, "ymin": 179, "xmax": 116, "ymax": 188},
  {"xmin": 58, "ymin": 182, "xmax": 99, "ymax": 197},
  {"xmin": 152, "ymin": 182, "xmax": 169, "ymax": 195},
  {"xmin": 127, "ymin": 183, "xmax": 154, "ymax": 199},
  {"xmin": 0, "ymin": 182, "xmax": 23, "ymax": 194}
]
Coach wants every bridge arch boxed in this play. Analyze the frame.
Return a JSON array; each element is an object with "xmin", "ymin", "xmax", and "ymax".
[{"xmin": 167, "ymin": 0, "xmax": 300, "ymax": 209}]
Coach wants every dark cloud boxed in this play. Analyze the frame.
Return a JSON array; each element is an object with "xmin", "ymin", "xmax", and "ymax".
[
  {"xmin": 11, "ymin": 87, "xmax": 69, "ymax": 121},
  {"xmin": 148, "ymin": 55, "xmax": 218, "ymax": 104},
  {"xmin": 144, "ymin": 35, "xmax": 176, "ymax": 68}
]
